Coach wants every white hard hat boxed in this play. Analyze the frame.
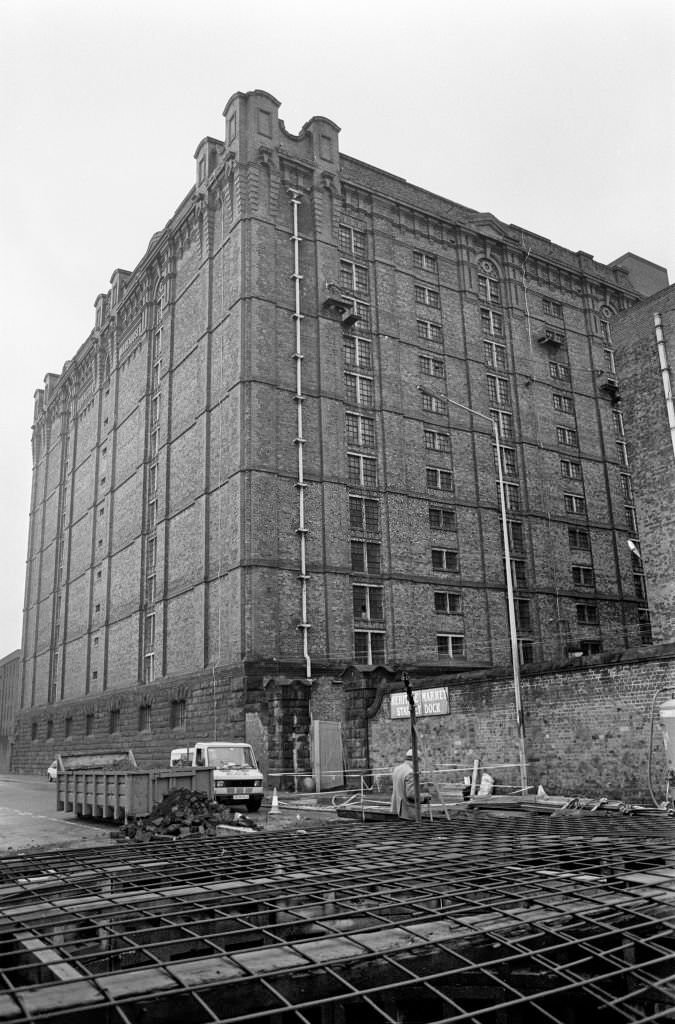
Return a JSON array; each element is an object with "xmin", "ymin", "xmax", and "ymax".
[{"xmin": 406, "ymin": 749, "xmax": 413, "ymax": 758}]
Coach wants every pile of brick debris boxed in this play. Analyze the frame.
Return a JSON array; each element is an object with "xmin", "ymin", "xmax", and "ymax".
[{"xmin": 115, "ymin": 788, "xmax": 261, "ymax": 841}]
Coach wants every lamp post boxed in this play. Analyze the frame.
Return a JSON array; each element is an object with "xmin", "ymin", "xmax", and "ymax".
[{"xmin": 418, "ymin": 386, "xmax": 528, "ymax": 794}]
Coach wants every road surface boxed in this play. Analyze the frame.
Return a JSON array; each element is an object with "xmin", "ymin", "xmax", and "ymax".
[{"xmin": 0, "ymin": 773, "xmax": 113, "ymax": 852}]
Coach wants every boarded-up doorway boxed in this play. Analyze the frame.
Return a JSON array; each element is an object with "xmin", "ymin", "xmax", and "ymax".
[{"xmin": 312, "ymin": 720, "xmax": 344, "ymax": 791}]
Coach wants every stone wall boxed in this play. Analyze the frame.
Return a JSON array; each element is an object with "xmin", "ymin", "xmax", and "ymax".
[
  {"xmin": 11, "ymin": 666, "xmax": 249, "ymax": 776},
  {"xmin": 367, "ymin": 645, "xmax": 675, "ymax": 804}
]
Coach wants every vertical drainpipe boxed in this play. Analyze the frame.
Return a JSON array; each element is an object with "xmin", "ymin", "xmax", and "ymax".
[
  {"xmin": 654, "ymin": 312, "xmax": 675, "ymax": 460},
  {"xmin": 289, "ymin": 189, "xmax": 312, "ymax": 680}
]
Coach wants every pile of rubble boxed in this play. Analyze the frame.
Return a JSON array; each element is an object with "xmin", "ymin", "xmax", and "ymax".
[{"xmin": 115, "ymin": 788, "xmax": 261, "ymax": 842}]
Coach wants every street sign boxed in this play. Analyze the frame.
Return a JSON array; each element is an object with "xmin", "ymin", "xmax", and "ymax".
[{"xmin": 391, "ymin": 687, "xmax": 449, "ymax": 719}]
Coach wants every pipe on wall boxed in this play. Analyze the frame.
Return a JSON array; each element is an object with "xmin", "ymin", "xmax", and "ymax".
[
  {"xmin": 289, "ymin": 189, "xmax": 312, "ymax": 680},
  {"xmin": 654, "ymin": 312, "xmax": 675, "ymax": 460}
]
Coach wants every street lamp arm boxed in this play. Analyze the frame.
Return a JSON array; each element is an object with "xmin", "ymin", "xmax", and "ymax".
[{"xmin": 416, "ymin": 385, "xmax": 494, "ymax": 427}]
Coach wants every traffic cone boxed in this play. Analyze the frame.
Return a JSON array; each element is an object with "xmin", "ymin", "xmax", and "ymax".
[{"xmin": 269, "ymin": 787, "xmax": 280, "ymax": 815}]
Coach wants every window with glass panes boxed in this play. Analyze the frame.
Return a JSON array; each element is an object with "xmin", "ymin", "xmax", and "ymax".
[
  {"xmin": 564, "ymin": 493, "xmax": 586, "ymax": 515},
  {"xmin": 508, "ymin": 520, "xmax": 524, "ymax": 553},
  {"xmin": 424, "ymin": 430, "xmax": 450, "ymax": 452},
  {"xmin": 343, "ymin": 298, "xmax": 371, "ymax": 333},
  {"xmin": 344, "ymin": 336, "xmax": 372, "ymax": 369},
  {"xmin": 491, "ymin": 409, "xmax": 513, "ymax": 440},
  {"xmin": 484, "ymin": 341, "xmax": 506, "ymax": 369},
  {"xmin": 620, "ymin": 473, "xmax": 633, "ymax": 500},
  {"xmin": 478, "ymin": 275, "xmax": 501, "ymax": 303},
  {"xmin": 417, "ymin": 319, "xmax": 442, "ymax": 342},
  {"xmin": 415, "ymin": 285, "xmax": 440, "ymax": 307},
  {"xmin": 431, "ymin": 548, "xmax": 458, "ymax": 572},
  {"xmin": 345, "ymin": 413, "xmax": 375, "ymax": 448},
  {"xmin": 339, "ymin": 225, "xmax": 366, "ymax": 256},
  {"xmin": 561, "ymin": 459, "xmax": 582, "ymax": 479},
  {"xmin": 557, "ymin": 426, "xmax": 578, "ymax": 447},
  {"xmin": 549, "ymin": 361, "xmax": 570, "ymax": 381},
  {"xmin": 434, "ymin": 591, "xmax": 461, "ymax": 613},
  {"xmin": 634, "ymin": 570, "xmax": 647, "ymax": 600},
  {"xmin": 543, "ymin": 298, "xmax": 563, "ymax": 318},
  {"xmin": 426, "ymin": 467, "xmax": 453, "ymax": 491},
  {"xmin": 553, "ymin": 393, "xmax": 574, "ymax": 414},
  {"xmin": 170, "ymin": 700, "xmax": 186, "ymax": 729},
  {"xmin": 616, "ymin": 441, "xmax": 629, "ymax": 466},
  {"xmin": 509, "ymin": 558, "xmax": 527, "ymax": 589},
  {"xmin": 348, "ymin": 453, "xmax": 377, "ymax": 487},
  {"xmin": 494, "ymin": 446, "xmax": 517, "ymax": 477},
  {"xmin": 413, "ymin": 250, "xmax": 437, "ymax": 271},
  {"xmin": 351, "ymin": 540, "xmax": 381, "ymax": 574},
  {"xmin": 421, "ymin": 392, "xmax": 447, "ymax": 415},
  {"xmin": 339, "ymin": 260, "xmax": 369, "ymax": 293},
  {"xmin": 487, "ymin": 375, "xmax": 510, "ymax": 405},
  {"xmin": 353, "ymin": 585, "xmax": 384, "ymax": 620},
  {"xmin": 576, "ymin": 603, "xmax": 598, "ymax": 625},
  {"xmin": 345, "ymin": 372, "xmax": 374, "ymax": 406},
  {"xmin": 503, "ymin": 482, "xmax": 520, "ymax": 511},
  {"xmin": 612, "ymin": 409, "xmax": 625, "ymax": 436},
  {"xmin": 354, "ymin": 630, "xmax": 385, "ymax": 664},
  {"xmin": 516, "ymin": 599, "xmax": 532, "ymax": 631},
  {"xmin": 572, "ymin": 565, "xmax": 594, "ymax": 587},
  {"xmin": 437, "ymin": 634, "xmax": 465, "ymax": 658},
  {"xmin": 349, "ymin": 495, "xmax": 379, "ymax": 532},
  {"xmin": 481, "ymin": 309, "xmax": 503, "ymax": 335},
  {"xmin": 138, "ymin": 704, "xmax": 152, "ymax": 731},
  {"xmin": 568, "ymin": 527, "xmax": 590, "ymax": 550},
  {"xmin": 518, "ymin": 639, "xmax": 535, "ymax": 664},
  {"xmin": 429, "ymin": 506, "xmax": 456, "ymax": 531},
  {"xmin": 143, "ymin": 612, "xmax": 155, "ymax": 683},
  {"xmin": 420, "ymin": 355, "xmax": 445, "ymax": 377},
  {"xmin": 625, "ymin": 505, "xmax": 638, "ymax": 533}
]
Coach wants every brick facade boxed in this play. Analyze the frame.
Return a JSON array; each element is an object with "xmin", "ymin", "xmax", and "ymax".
[
  {"xmin": 0, "ymin": 650, "xmax": 20, "ymax": 772},
  {"xmin": 613, "ymin": 285, "xmax": 675, "ymax": 642},
  {"xmin": 16, "ymin": 89, "xmax": 669, "ymax": 777}
]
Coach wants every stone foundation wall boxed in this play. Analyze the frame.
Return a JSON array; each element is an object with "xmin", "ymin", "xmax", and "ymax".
[{"xmin": 368, "ymin": 646, "xmax": 675, "ymax": 804}]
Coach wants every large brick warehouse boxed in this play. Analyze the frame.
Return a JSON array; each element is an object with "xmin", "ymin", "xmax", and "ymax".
[{"xmin": 15, "ymin": 89, "xmax": 670, "ymax": 781}]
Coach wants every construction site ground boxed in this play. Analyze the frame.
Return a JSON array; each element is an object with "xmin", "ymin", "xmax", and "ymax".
[{"xmin": 0, "ymin": 776, "xmax": 674, "ymax": 1022}]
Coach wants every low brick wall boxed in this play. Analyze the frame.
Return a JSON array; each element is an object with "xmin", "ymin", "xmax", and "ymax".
[
  {"xmin": 369, "ymin": 645, "xmax": 675, "ymax": 804},
  {"xmin": 11, "ymin": 666, "xmax": 249, "ymax": 776}
]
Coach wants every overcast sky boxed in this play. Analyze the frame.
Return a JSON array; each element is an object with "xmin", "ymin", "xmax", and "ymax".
[{"xmin": 1, "ymin": 0, "xmax": 673, "ymax": 657}]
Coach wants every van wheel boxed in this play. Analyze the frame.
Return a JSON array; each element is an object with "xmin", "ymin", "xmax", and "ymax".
[{"xmin": 246, "ymin": 797, "xmax": 262, "ymax": 813}]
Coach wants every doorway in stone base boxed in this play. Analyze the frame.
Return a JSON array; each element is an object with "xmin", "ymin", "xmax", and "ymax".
[{"xmin": 311, "ymin": 720, "xmax": 344, "ymax": 791}]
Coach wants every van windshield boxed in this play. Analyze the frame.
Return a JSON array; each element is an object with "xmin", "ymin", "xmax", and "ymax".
[{"xmin": 206, "ymin": 746, "xmax": 255, "ymax": 769}]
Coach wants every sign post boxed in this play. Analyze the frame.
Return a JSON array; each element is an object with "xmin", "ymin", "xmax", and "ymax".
[{"xmin": 402, "ymin": 672, "xmax": 421, "ymax": 823}]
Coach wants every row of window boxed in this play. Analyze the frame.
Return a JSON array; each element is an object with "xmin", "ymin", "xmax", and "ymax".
[
  {"xmin": 33, "ymin": 699, "xmax": 187, "ymax": 742},
  {"xmin": 339, "ymin": 229, "xmax": 582, "ymax": 335}
]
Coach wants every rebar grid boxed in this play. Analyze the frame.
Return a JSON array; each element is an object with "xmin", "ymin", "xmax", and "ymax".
[{"xmin": 0, "ymin": 813, "xmax": 673, "ymax": 1023}]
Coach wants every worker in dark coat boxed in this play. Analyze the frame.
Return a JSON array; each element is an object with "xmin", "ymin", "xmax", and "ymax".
[{"xmin": 391, "ymin": 749, "xmax": 430, "ymax": 819}]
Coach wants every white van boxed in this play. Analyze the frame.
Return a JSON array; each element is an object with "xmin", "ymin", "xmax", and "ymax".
[{"xmin": 170, "ymin": 742, "xmax": 264, "ymax": 811}]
